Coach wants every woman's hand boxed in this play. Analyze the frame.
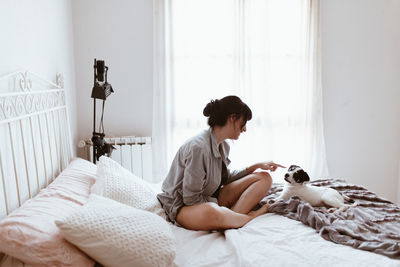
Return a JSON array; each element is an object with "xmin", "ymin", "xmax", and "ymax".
[
  {"xmin": 246, "ymin": 161, "xmax": 286, "ymax": 174},
  {"xmin": 258, "ymin": 161, "xmax": 286, "ymax": 172}
]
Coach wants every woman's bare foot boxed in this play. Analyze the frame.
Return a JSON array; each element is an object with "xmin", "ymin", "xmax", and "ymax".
[{"xmin": 248, "ymin": 204, "xmax": 270, "ymax": 219}]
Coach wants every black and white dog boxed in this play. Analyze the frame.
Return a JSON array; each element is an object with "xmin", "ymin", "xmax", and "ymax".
[{"xmin": 275, "ymin": 165, "xmax": 354, "ymax": 213}]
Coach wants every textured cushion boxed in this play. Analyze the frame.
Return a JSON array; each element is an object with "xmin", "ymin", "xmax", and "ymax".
[
  {"xmin": 0, "ymin": 158, "xmax": 96, "ymax": 267},
  {"xmin": 56, "ymin": 194, "xmax": 177, "ymax": 267},
  {"xmin": 93, "ymin": 156, "xmax": 167, "ymax": 219}
]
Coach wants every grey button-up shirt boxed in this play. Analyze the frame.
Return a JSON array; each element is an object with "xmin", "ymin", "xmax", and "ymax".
[{"xmin": 157, "ymin": 128, "xmax": 247, "ymax": 223}]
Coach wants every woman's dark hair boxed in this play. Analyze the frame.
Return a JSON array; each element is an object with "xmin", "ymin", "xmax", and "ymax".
[{"xmin": 203, "ymin": 95, "xmax": 252, "ymax": 127}]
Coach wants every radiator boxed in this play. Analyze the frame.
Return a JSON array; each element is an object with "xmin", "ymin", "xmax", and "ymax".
[{"xmin": 81, "ymin": 136, "xmax": 153, "ymax": 181}]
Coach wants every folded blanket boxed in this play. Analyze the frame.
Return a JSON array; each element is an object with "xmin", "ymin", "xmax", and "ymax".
[{"xmin": 260, "ymin": 179, "xmax": 400, "ymax": 259}]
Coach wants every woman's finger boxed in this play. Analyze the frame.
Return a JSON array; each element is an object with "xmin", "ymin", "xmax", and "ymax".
[{"xmin": 275, "ymin": 164, "xmax": 286, "ymax": 168}]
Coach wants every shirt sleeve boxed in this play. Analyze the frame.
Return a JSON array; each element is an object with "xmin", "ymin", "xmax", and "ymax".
[
  {"xmin": 226, "ymin": 166, "xmax": 248, "ymax": 184},
  {"xmin": 182, "ymin": 146, "xmax": 209, "ymax": 206}
]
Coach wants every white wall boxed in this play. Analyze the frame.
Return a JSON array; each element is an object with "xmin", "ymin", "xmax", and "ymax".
[
  {"xmin": 0, "ymin": 0, "xmax": 78, "ymax": 155},
  {"xmin": 321, "ymin": 0, "xmax": 400, "ymax": 202},
  {"xmin": 71, "ymin": 0, "xmax": 153, "ymax": 158}
]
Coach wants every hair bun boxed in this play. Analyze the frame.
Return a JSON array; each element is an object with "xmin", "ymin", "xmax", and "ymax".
[{"xmin": 203, "ymin": 99, "xmax": 219, "ymax": 117}]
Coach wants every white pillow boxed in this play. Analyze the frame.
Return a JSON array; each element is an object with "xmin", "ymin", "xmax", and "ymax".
[
  {"xmin": 93, "ymin": 156, "xmax": 167, "ymax": 219},
  {"xmin": 56, "ymin": 195, "xmax": 177, "ymax": 267}
]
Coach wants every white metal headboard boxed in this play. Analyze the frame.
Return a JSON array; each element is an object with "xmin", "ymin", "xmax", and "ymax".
[{"xmin": 0, "ymin": 70, "xmax": 72, "ymax": 219}]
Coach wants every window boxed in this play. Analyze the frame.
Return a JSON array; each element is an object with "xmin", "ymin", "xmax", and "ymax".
[{"xmin": 155, "ymin": 0, "xmax": 328, "ymax": 181}]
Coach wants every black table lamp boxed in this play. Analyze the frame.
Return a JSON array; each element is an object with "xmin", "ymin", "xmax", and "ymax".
[{"xmin": 91, "ymin": 58, "xmax": 115, "ymax": 163}]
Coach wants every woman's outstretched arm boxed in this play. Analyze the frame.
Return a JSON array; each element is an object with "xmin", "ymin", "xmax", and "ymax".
[{"xmin": 246, "ymin": 161, "xmax": 286, "ymax": 174}]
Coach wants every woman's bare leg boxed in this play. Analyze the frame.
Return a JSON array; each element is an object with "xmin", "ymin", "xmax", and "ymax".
[
  {"xmin": 175, "ymin": 172, "xmax": 271, "ymax": 231},
  {"xmin": 176, "ymin": 202, "xmax": 269, "ymax": 231},
  {"xmin": 218, "ymin": 171, "xmax": 272, "ymax": 214}
]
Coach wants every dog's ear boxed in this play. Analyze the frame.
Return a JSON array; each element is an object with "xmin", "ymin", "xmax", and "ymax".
[{"xmin": 293, "ymin": 170, "xmax": 310, "ymax": 183}]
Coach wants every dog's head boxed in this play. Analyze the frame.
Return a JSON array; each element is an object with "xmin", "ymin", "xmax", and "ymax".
[{"xmin": 284, "ymin": 165, "xmax": 310, "ymax": 184}]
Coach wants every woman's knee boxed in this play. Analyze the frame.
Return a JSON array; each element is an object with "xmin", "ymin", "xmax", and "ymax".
[
  {"xmin": 255, "ymin": 171, "xmax": 272, "ymax": 185},
  {"xmin": 202, "ymin": 203, "xmax": 224, "ymax": 223}
]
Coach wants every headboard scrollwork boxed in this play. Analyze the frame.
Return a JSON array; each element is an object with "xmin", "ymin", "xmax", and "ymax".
[{"xmin": 0, "ymin": 70, "xmax": 72, "ymax": 218}]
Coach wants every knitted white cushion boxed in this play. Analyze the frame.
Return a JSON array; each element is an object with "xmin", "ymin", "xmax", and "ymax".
[
  {"xmin": 93, "ymin": 156, "xmax": 167, "ymax": 219},
  {"xmin": 56, "ymin": 195, "xmax": 177, "ymax": 267}
]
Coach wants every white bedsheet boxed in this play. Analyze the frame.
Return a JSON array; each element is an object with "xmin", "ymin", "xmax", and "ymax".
[
  {"xmin": 171, "ymin": 213, "xmax": 400, "ymax": 267},
  {"xmin": 150, "ymin": 180, "xmax": 399, "ymax": 266}
]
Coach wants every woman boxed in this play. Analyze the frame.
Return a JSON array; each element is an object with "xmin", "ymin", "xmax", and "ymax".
[{"xmin": 157, "ymin": 95, "xmax": 285, "ymax": 230}]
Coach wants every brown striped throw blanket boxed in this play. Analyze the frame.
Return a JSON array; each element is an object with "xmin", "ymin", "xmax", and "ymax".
[{"xmin": 260, "ymin": 179, "xmax": 400, "ymax": 259}]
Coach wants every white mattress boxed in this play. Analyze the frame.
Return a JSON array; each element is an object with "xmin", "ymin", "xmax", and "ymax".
[{"xmin": 171, "ymin": 213, "xmax": 400, "ymax": 267}]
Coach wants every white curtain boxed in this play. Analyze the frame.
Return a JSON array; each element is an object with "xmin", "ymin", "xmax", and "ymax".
[
  {"xmin": 152, "ymin": 0, "xmax": 173, "ymax": 182},
  {"xmin": 153, "ymin": 0, "xmax": 329, "ymax": 182}
]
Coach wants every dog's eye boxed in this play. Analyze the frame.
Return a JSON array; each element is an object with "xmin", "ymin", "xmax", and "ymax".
[{"xmin": 288, "ymin": 165, "xmax": 300, "ymax": 171}]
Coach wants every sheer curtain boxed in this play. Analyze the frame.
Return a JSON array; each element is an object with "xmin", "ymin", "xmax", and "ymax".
[
  {"xmin": 153, "ymin": 0, "xmax": 329, "ymax": 182},
  {"xmin": 152, "ymin": 0, "xmax": 173, "ymax": 183}
]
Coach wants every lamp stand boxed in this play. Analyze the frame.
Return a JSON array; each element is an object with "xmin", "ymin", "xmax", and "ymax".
[{"xmin": 92, "ymin": 98, "xmax": 96, "ymax": 164}]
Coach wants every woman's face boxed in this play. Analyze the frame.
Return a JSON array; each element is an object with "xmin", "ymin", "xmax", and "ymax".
[{"xmin": 231, "ymin": 115, "xmax": 247, "ymax": 140}]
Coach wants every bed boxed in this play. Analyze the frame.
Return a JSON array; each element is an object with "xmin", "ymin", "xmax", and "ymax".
[{"xmin": 0, "ymin": 70, "xmax": 399, "ymax": 267}]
